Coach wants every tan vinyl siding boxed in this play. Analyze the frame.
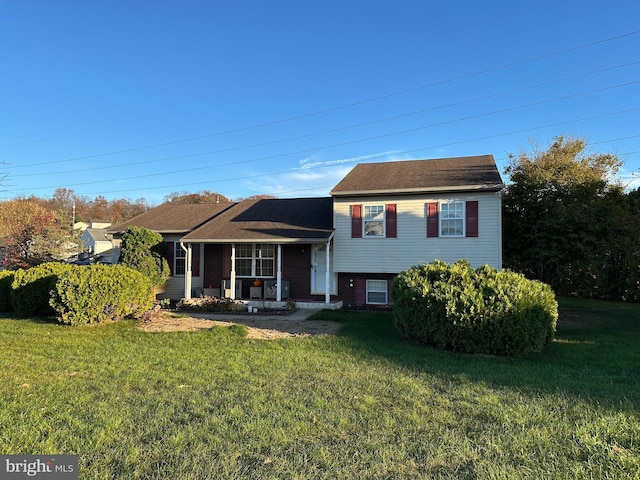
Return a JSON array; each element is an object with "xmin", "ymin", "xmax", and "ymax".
[{"xmin": 333, "ymin": 193, "xmax": 502, "ymax": 273}]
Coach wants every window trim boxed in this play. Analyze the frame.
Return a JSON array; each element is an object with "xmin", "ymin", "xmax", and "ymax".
[
  {"xmin": 174, "ymin": 242, "xmax": 186, "ymax": 276},
  {"xmin": 439, "ymin": 201, "xmax": 465, "ymax": 237},
  {"xmin": 234, "ymin": 243, "xmax": 275, "ymax": 278},
  {"xmin": 366, "ymin": 279, "xmax": 388, "ymax": 305},
  {"xmin": 363, "ymin": 204, "xmax": 385, "ymax": 238}
]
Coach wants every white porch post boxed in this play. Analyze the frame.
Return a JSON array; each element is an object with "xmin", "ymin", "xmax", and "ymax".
[
  {"xmin": 324, "ymin": 234, "xmax": 333, "ymax": 304},
  {"xmin": 230, "ymin": 243, "xmax": 236, "ymax": 299},
  {"xmin": 276, "ymin": 243, "xmax": 282, "ymax": 302},
  {"xmin": 182, "ymin": 242, "xmax": 192, "ymax": 299}
]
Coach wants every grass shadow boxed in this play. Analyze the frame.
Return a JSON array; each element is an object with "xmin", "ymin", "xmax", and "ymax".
[{"xmin": 310, "ymin": 297, "xmax": 640, "ymax": 408}]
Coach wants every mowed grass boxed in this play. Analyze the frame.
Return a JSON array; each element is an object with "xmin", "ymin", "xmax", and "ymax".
[{"xmin": 0, "ymin": 298, "xmax": 638, "ymax": 479}]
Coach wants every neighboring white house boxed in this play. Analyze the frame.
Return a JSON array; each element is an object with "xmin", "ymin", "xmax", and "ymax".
[
  {"xmin": 109, "ymin": 155, "xmax": 504, "ymax": 306},
  {"xmin": 79, "ymin": 221, "xmax": 118, "ymax": 263}
]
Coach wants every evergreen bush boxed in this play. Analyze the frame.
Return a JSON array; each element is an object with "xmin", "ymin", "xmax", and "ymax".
[
  {"xmin": 391, "ymin": 260, "xmax": 558, "ymax": 356},
  {"xmin": 0, "ymin": 270, "xmax": 16, "ymax": 312},
  {"xmin": 118, "ymin": 226, "xmax": 170, "ymax": 288},
  {"xmin": 50, "ymin": 264, "xmax": 153, "ymax": 325},
  {"xmin": 11, "ymin": 262, "xmax": 74, "ymax": 317}
]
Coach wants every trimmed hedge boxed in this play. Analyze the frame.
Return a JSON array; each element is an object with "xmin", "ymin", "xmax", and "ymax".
[
  {"xmin": 50, "ymin": 264, "xmax": 154, "ymax": 325},
  {"xmin": 0, "ymin": 270, "xmax": 16, "ymax": 312},
  {"xmin": 392, "ymin": 260, "xmax": 558, "ymax": 356},
  {"xmin": 11, "ymin": 263, "xmax": 74, "ymax": 317}
]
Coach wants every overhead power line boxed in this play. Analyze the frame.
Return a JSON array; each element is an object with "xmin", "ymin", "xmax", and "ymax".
[
  {"xmin": 13, "ymin": 60, "xmax": 640, "ymax": 179},
  {"xmin": 6, "ymin": 29, "xmax": 639, "ymax": 171},
  {"xmin": 9, "ymin": 106, "xmax": 639, "ymax": 197}
]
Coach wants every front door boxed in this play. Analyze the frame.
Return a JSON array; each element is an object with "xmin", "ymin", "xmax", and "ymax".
[{"xmin": 311, "ymin": 243, "xmax": 336, "ymax": 294}]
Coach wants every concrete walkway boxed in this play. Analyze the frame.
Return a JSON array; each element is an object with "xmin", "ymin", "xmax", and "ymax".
[{"xmin": 188, "ymin": 308, "xmax": 321, "ymax": 322}]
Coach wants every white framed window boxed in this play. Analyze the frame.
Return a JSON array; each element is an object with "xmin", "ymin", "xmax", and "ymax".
[
  {"xmin": 235, "ymin": 244, "xmax": 253, "ymax": 276},
  {"xmin": 235, "ymin": 244, "xmax": 274, "ymax": 277},
  {"xmin": 440, "ymin": 201, "xmax": 464, "ymax": 237},
  {"xmin": 174, "ymin": 243, "xmax": 186, "ymax": 276},
  {"xmin": 363, "ymin": 205, "xmax": 385, "ymax": 237},
  {"xmin": 366, "ymin": 279, "xmax": 388, "ymax": 304},
  {"xmin": 255, "ymin": 244, "xmax": 274, "ymax": 277}
]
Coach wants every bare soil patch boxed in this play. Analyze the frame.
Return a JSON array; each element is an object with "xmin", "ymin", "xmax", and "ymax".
[{"xmin": 139, "ymin": 311, "xmax": 342, "ymax": 339}]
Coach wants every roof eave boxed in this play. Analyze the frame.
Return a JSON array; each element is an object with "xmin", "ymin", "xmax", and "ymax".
[
  {"xmin": 330, "ymin": 183, "xmax": 505, "ymax": 197},
  {"xmin": 182, "ymin": 236, "xmax": 333, "ymax": 244}
]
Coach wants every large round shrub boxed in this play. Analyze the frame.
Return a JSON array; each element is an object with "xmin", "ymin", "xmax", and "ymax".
[
  {"xmin": 11, "ymin": 262, "xmax": 74, "ymax": 317},
  {"xmin": 392, "ymin": 260, "xmax": 558, "ymax": 356},
  {"xmin": 0, "ymin": 270, "xmax": 16, "ymax": 312},
  {"xmin": 50, "ymin": 264, "xmax": 154, "ymax": 325}
]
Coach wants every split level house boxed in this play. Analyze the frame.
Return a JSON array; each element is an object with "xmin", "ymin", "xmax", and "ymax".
[{"xmin": 109, "ymin": 155, "xmax": 504, "ymax": 308}]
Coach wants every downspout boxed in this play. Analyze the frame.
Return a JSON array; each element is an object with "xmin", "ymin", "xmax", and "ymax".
[
  {"xmin": 497, "ymin": 189, "xmax": 504, "ymax": 269},
  {"xmin": 180, "ymin": 242, "xmax": 192, "ymax": 300},
  {"xmin": 325, "ymin": 231, "xmax": 335, "ymax": 304}
]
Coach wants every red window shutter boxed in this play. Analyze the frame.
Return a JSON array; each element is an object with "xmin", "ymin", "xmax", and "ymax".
[
  {"xmin": 386, "ymin": 204, "xmax": 397, "ymax": 238},
  {"xmin": 351, "ymin": 204, "xmax": 362, "ymax": 238},
  {"xmin": 223, "ymin": 244, "xmax": 231, "ymax": 276},
  {"xmin": 466, "ymin": 201, "xmax": 479, "ymax": 238},
  {"xmin": 426, "ymin": 202, "xmax": 439, "ymax": 238},
  {"xmin": 166, "ymin": 241, "xmax": 174, "ymax": 276},
  {"xmin": 354, "ymin": 278, "xmax": 366, "ymax": 304},
  {"xmin": 192, "ymin": 244, "xmax": 200, "ymax": 277}
]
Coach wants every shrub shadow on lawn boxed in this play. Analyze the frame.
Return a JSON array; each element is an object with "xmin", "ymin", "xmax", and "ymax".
[{"xmin": 315, "ymin": 301, "xmax": 640, "ymax": 409}]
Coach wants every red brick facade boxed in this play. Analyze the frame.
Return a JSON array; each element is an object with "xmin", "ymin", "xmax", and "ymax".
[{"xmin": 337, "ymin": 272, "xmax": 396, "ymax": 307}]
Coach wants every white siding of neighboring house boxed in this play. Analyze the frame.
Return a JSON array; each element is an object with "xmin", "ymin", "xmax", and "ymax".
[
  {"xmin": 80, "ymin": 229, "xmax": 113, "ymax": 255},
  {"xmin": 332, "ymin": 192, "xmax": 502, "ymax": 274}
]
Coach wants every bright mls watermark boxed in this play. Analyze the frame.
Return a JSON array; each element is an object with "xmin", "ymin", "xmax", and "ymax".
[{"xmin": 0, "ymin": 455, "xmax": 78, "ymax": 479}]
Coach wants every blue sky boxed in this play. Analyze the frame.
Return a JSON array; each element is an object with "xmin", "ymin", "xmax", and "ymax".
[{"xmin": 1, "ymin": 0, "xmax": 639, "ymax": 205}]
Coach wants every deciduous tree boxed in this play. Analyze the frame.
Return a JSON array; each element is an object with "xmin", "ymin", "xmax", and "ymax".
[
  {"xmin": 0, "ymin": 199, "xmax": 59, "ymax": 268},
  {"xmin": 503, "ymin": 136, "xmax": 640, "ymax": 300},
  {"xmin": 163, "ymin": 190, "xmax": 232, "ymax": 204}
]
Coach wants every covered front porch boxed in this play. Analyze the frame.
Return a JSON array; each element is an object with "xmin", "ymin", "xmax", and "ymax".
[
  {"xmin": 180, "ymin": 238, "xmax": 338, "ymax": 306},
  {"xmin": 178, "ymin": 196, "xmax": 337, "ymax": 305}
]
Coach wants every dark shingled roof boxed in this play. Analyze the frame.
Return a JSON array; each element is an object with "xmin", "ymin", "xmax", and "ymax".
[
  {"xmin": 108, "ymin": 203, "xmax": 234, "ymax": 234},
  {"xmin": 183, "ymin": 197, "xmax": 334, "ymax": 243},
  {"xmin": 330, "ymin": 155, "xmax": 503, "ymax": 196}
]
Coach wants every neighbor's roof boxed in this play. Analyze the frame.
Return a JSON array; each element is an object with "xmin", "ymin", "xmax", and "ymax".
[
  {"xmin": 330, "ymin": 155, "xmax": 504, "ymax": 196},
  {"xmin": 108, "ymin": 203, "xmax": 233, "ymax": 234},
  {"xmin": 182, "ymin": 197, "xmax": 334, "ymax": 243},
  {"xmin": 83, "ymin": 228, "xmax": 110, "ymax": 242}
]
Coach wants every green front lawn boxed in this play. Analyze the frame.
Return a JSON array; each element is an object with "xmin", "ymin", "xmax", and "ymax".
[{"xmin": 0, "ymin": 298, "xmax": 638, "ymax": 479}]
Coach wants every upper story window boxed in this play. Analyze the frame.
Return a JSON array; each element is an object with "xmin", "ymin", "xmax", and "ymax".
[
  {"xmin": 426, "ymin": 200, "xmax": 478, "ymax": 238},
  {"xmin": 440, "ymin": 201, "xmax": 464, "ymax": 237},
  {"xmin": 351, "ymin": 204, "xmax": 397, "ymax": 239},
  {"xmin": 363, "ymin": 205, "xmax": 385, "ymax": 237}
]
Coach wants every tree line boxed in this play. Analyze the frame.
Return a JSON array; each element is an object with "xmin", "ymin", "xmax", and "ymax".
[{"xmin": 0, "ymin": 190, "xmax": 243, "ymax": 268}]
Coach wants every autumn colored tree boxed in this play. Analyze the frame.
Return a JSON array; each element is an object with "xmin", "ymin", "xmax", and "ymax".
[
  {"xmin": 0, "ymin": 199, "xmax": 60, "ymax": 268},
  {"xmin": 163, "ymin": 190, "xmax": 232, "ymax": 204}
]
